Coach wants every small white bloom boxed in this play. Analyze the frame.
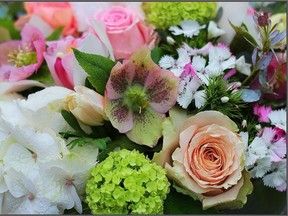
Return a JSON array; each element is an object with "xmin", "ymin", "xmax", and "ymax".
[
  {"xmin": 169, "ymin": 20, "xmax": 206, "ymax": 38},
  {"xmin": 192, "ymin": 56, "xmax": 206, "ymax": 73},
  {"xmin": 255, "ymin": 124, "xmax": 262, "ymax": 130},
  {"xmin": 263, "ymin": 160, "xmax": 286, "ymax": 191},
  {"xmin": 208, "ymin": 21, "xmax": 225, "ymax": 39},
  {"xmin": 249, "ymin": 157, "xmax": 272, "ymax": 178},
  {"xmin": 268, "ymin": 109, "xmax": 286, "ymax": 132},
  {"xmin": 244, "ymin": 137, "xmax": 268, "ymax": 167},
  {"xmin": 166, "ymin": 36, "xmax": 176, "ymax": 45},
  {"xmin": 235, "ymin": 56, "xmax": 251, "ymax": 76},
  {"xmin": 159, "ymin": 48, "xmax": 190, "ymax": 77},
  {"xmin": 194, "ymin": 90, "xmax": 206, "ymax": 108},
  {"xmin": 221, "ymin": 96, "xmax": 229, "ymax": 103},
  {"xmin": 241, "ymin": 120, "xmax": 247, "ymax": 128}
]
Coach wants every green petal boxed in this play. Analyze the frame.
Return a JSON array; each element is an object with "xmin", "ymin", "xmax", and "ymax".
[{"xmin": 126, "ymin": 107, "xmax": 164, "ymax": 147}]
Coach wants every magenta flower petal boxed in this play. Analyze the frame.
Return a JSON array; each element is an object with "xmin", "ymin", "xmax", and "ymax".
[{"xmin": 54, "ymin": 57, "xmax": 74, "ymax": 89}]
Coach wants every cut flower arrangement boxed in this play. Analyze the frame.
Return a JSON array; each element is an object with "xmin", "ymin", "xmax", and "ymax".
[{"xmin": 0, "ymin": 1, "xmax": 286, "ymax": 214}]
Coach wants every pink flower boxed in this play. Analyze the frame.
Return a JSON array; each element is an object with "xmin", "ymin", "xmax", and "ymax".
[
  {"xmin": 105, "ymin": 47, "xmax": 179, "ymax": 147},
  {"xmin": 0, "ymin": 24, "xmax": 45, "ymax": 82},
  {"xmin": 253, "ymin": 104, "xmax": 272, "ymax": 123},
  {"xmin": 92, "ymin": 5, "xmax": 156, "ymax": 60},
  {"xmin": 156, "ymin": 111, "xmax": 252, "ymax": 209},
  {"xmin": 44, "ymin": 32, "xmax": 113, "ymax": 89},
  {"xmin": 24, "ymin": 2, "xmax": 77, "ymax": 36}
]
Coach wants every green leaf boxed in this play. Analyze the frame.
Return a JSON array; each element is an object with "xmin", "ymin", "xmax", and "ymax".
[
  {"xmin": 46, "ymin": 26, "xmax": 64, "ymax": 41},
  {"xmin": 61, "ymin": 110, "xmax": 86, "ymax": 136},
  {"xmin": 151, "ymin": 46, "xmax": 164, "ymax": 64},
  {"xmin": 67, "ymin": 137, "xmax": 111, "ymax": 150},
  {"xmin": 229, "ymin": 20, "xmax": 259, "ymax": 47},
  {"xmin": 73, "ymin": 48, "xmax": 116, "ymax": 95},
  {"xmin": 0, "ymin": 18, "xmax": 21, "ymax": 39},
  {"xmin": 164, "ymin": 186, "xmax": 220, "ymax": 214},
  {"xmin": 28, "ymin": 64, "xmax": 54, "ymax": 83}
]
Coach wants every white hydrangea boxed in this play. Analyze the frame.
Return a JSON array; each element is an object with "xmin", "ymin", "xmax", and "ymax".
[{"xmin": 0, "ymin": 87, "xmax": 99, "ymax": 214}]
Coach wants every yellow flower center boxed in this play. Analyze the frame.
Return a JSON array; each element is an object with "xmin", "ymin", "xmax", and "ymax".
[{"xmin": 7, "ymin": 43, "xmax": 37, "ymax": 67}]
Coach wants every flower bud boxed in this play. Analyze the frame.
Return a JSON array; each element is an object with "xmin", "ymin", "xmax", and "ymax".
[
  {"xmin": 255, "ymin": 124, "xmax": 262, "ymax": 130},
  {"xmin": 166, "ymin": 36, "xmax": 176, "ymax": 45},
  {"xmin": 242, "ymin": 119, "xmax": 247, "ymax": 129},
  {"xmin": 221, "ymin": 96, "xmax": 229, "ymax": 103},
  {"xmin": 64, "ymin": 86, "xmax": 108, "ymax": 126}
]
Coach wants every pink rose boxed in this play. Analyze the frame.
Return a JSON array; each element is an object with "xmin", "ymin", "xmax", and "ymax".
[
  {"xmin": 24, "ymin": 2, "xmax": 77, "ymax": 36},
  {"xmin": 93, "ymin": 5, "xmax": 156, "ymax": 60},
  {"xmin": 154, "ymin": 111, "xmax": 253, "ymax": 209}
]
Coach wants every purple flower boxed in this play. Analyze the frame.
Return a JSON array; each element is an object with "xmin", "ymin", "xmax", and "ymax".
[
  {"xmin": 0, "ymin": 24, "xmax": 45, "ymax": 81},
  {"xmin": 105, "ymin": 47, "xmax": 179, "ymax": 147}
]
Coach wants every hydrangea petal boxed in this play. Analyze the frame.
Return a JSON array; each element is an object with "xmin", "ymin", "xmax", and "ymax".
[{"xmin": 126, "ymin": 107, "xmax": 164, "ymax": 147}]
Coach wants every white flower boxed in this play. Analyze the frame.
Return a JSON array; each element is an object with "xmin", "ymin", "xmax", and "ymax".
[
  {"xmin": 194, "ymin": 90, "xmax": 206, "ymax": 109},
  {"xmin": 169, "ymin": 20, "xmax": 206, "ymax": 38},
  {"xmin": 268, "ymin": 109, "xmax": 286, "ymax": 132},
  {"xmin": 0, "ymin": 163, "xmax": 7, "ymax": 194},
  {"xmin": 182, "ymin": 42, "xmax": 212, "ymax": 56},
  {"xmin": 235, "ymin": 56, "xmax": 251, "ymax": 76},
  {"xmin": 244, "ymin": 136, "xmax": 268, "ymax": 167},
  {"xmin": 249, "ymin": 157, "xmax": 272, "ymax": 178},
  {"xmin": 191, "ymin": 56, "xmax": 209, "ymax": 85},
  {"xmin": 207, "ymin": 21, "xmax": 225, "ymax": 39},
  {"xmin": 2, "ymin": 169, "xmax": 59, "ymax": 214},
  {"xmin": 221, "ymin": 96, "xmax": 229, "ymax": 103},
  {"xmin": 166, "ymin": 36, "xmax": 176, "ymax": 45},
  {"xmin": 177, "ymin": 75, "xmax": 202, "ymax": 109},
  {"xmin": 205, "ymin": 44, "xmax": 236, "ymax": 77},
  {"xmin": 263, "ymin": 160, "xmax": 286, "ymax": 192},
  {"xmin": 159, "ymin": 48, "xmax": 190, "ymax": 77}
]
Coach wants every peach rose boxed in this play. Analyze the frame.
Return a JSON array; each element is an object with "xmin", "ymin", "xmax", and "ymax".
[
  {"xmin": 24, "ymin": 2, "xmax": 77, "ymax": 36},
  {"xmin": 93, "ymin": 5, "xmax": 156, "ymax": 60},
  {"xmin": 154, "ymin": 110, "xmax": 253, "ymax": 210}
]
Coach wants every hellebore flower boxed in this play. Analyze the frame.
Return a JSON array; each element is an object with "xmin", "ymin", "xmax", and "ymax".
[
  {"xmin": 105, "ymin": 47, "xmax": 179, "ymax": 147},
  {"xmin": 0, "ymin": 24, "xmax": 45, "ymax": 82}
]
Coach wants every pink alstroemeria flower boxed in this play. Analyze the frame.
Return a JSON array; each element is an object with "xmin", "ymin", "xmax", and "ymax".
[
  {"xmin": 253, "ymin": 104, "xmax": 272, "ymax": 123},
  {"xmin": 0, "ymin": 24, "xmax": 45, "ymax": 82},
  {"xmin": 105, "ymin": 47, "xmax": 179, "ymax": 147}
]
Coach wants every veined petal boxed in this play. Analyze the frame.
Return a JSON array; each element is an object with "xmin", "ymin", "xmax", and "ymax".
[
  {"xmin": 126, "ymin": 107, "xmax": 164, "ymax": 147},
  {"xmin": 145, "ymin": 69, "xmax": 179, "ymax": 113},
  {"xmin": 104, "ymin": 98, "xmax": 133, "ymax": 133}
]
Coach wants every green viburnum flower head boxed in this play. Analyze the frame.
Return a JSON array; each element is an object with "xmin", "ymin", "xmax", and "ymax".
[
  {"xmin": 142, "ymin": 2, "xmax": 217, "ymax": 29},
  {"xmin": 86, "ymin": 149, "xmax": 170, "ymax": 214}
]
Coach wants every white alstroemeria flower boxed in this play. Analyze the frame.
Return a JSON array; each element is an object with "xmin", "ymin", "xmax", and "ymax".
[
  {"xmin": 208, "ymin": 21, "xmax": 225, "ymax": 39},
  {"xmin": 159, "ymin": 48, "xmax": 190, "ymax": 77},
  {"xmin": 169, "ymin": 20, "xmax": 206, "ymax": 38},
  {"xmin": 263, "ymin": 160, "xmax": 286, "ymax": 192},
  {"xmin": 268, "ymin": 109, "xmax": 286, "ymax": 132},
  {"xmin": 249, "ymin": 157, "xmax": 272, "ymax": 178},
  {"xmin": 205, "ymin": 44, "xmax": 236, "ymax": 77},
  {"xmin": 235, "ymin": 56, "xmax": 251, "ymax": 76},
  {"xmin": 2, "ymin": 169, "xmax": 59, "ymax": 214}
]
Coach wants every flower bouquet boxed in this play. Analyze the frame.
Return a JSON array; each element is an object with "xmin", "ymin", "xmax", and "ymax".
[{"xmin": 0, "ymin": 1, "xmax": 286, "ymax": 214}]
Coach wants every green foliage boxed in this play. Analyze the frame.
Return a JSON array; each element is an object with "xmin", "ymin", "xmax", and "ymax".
[
  {"xmin": 229, "ymin": 21, "xmax": 259, "ymax": 47},
  {"xmin": 67, "ymin": 137, "xmax": 111, "ymax": 150},
  {"xmin": 61, "ymin": 110, "xmax": 87, "ymax": 136},
  {"xmin": 86, "ymin": 149, "xmax": 170, "ymax": 214},
  {"xmin": 164, "ymin": 186, "xmax": 220, "ymax": 214},
  {"xmin": 0, "ymin": 18, "xmax": 20, "ymax": 39},
  {"xmin": 28, "ymin": 64, "xmax": 54, "ymax": 83},
  {"xmin": 46, "ymin": 26, "xmax": 64, "ymax": 41},
  {"xmin": 151, "ymin": 46, "xmax": 165, "ymax": 64},
  {"xmin": 189, "ymin": 77, "xmax": 247, "ymax": 123},
  {"xmin": 73, "ymin": 48, "xmax": 116, "ymax": 95}
]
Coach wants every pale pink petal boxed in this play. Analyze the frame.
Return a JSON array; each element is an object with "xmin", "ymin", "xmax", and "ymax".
[{"xmin": 0, "ymin": 41, "xmax": 21, "ymax": 65}]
